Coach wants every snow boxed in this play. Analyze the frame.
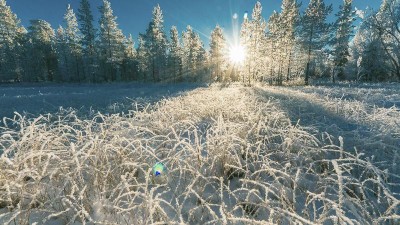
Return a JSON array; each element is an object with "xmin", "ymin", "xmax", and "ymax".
[
  {"xmin": 0, "ymin": 82, "xmax": 203, "ymax": 120},
  {"xmin": 0, "ymin": 82, "xmax": 399, "ymax": 224}
]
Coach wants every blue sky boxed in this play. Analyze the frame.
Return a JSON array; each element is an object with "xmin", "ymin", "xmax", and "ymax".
[{"xmin": 7, "ymin": 0, "xmax": 380, "ymax": 47}]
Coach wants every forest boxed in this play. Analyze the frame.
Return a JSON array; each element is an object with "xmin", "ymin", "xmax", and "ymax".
[{"xmin": 0, "ymin": 0, "xmax": 399, "ymax": 85}]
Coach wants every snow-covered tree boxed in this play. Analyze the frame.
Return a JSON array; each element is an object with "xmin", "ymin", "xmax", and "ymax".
[
  {"xmin": 26, "ymin": 19, "xmax": 58, "ymax": 82},
  {"xmin": 266, "ymin": 11, "xmax": 282, "ymax": 84},
  {"xmin": 77, "ymin": 0, "xmax": 97, "ymax": 82},
  {"xmin": 369, "ymin": 0, "xmax": 400, "ymax": 80},
  {"xmin": 0, "ymin": 0, "xmax": 24, "ymax": 82},
  {"xmin": 143, "ymin": 4, "xmax": 168, "ymax": 82},
  {"xmin": 298, "ymin": 0, "xmax": 332, "ymax": 85},
  {"xmin": 98, "ymin": 0, "xmax": 126, "ymax": 81},
  {"xmin": 121, "ymin": 34, "xmax": 137, "ymax": 81},
  {"xmin": 182, "ymin": 25, "xmax": 206, "ymax": 82},
  {"xmin": 239, "ymin": 12, "xmax": 251, "ymax": 83},
  {"xmin": 14, "ymin": 26, "xmax": 27, "ymax": 82},
  {"xmin": 192, "ymin": 32, "xmax": 207, "ymax": 82},
  {"xmin": 280, "ymin": 0, "xmax": 300, "ymax": 82},
  {"xmin": 360, "ymin": 38, "xmax": 388, "ymax": 81},
  {"xmin": 332, "ymin": 0, "xmax": 355, "ymax": 81},
  {"xmin": 209, "ymin": 25, "xmax": 228, "ymax": 82},
  {"xmin": 350, "ymin": 8, "xmax": 390, "ymax": 81},
  {"xmin": 63, "ymin": 4, "xmax": 83, "ymax": 82},
  {"xmin": 241, "ymin": 1, "xmax": 267, "ymax": 84},
  {"xmin": 168, "ymin": 26, "xmax": 183, "ymax": 83},
  {"xmin": 136, "ymin": 34, "xmax": 149, "ymax": 81},
  {"xmin": 56, "ymin": 26, "xmax": 68, "ymax": 81}
]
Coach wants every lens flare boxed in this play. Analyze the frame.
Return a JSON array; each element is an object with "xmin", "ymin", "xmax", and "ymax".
[
  {"xmin": 233, "ymin": 13, "xmax": 238, "ymax": 19},
  {"xmin": 152, "ymin": 162, "xmax": 166, "ymax": 177},
  {"xmin": 151, "ymin": 162, "xmax": 168, "ymax": 184}
]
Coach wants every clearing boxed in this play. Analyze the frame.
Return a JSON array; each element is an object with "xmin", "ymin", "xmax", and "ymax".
[{"xmin": 0, "ymin": 83, "xmax": 399, "ymax": 224}]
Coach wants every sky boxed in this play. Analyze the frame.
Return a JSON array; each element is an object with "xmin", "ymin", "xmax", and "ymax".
[{"xmin": 7, "ymin": 0, "xmax": 381, "ymax": 48}]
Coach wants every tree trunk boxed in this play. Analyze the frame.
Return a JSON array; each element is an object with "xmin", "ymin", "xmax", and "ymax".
[
  {"xmin": 286, "ymin": 49, "xmax": 292, "ymax": 82},
  {"xmin": 305, "ymin": 25, "xmax": 314, "ymax": 86},
  {"xmin": 75, "ymin": 55, "xmax": 80, "ymax": 82}
]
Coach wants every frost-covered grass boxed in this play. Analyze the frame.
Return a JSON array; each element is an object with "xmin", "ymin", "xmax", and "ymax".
[
  {"xmin": 266, "ymin": 83, "xmax": 400, "ymax": 164},
  {"xmin": 0, "ymin": 83, "xmax": 399, "ymax": 224}
]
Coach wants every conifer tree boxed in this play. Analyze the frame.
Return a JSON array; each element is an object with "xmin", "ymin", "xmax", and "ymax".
[
  {"xmin": 27, "ymin": 20, "xmax": 58, "ymax": 82},
  {"xmin": 121, "ymin": 34, "xmax": 137, "ymax": 81},
  {"xmin": 332, "ymin": 0, "xmax": 355, "ymax": 82},
  {"xmin": 280, "ymin": 0, "xmax": 300, "ymax": 82},
  {"xmin": 56, "ymin": 26, "xmax": 68, "ymax": 81},
  {"xmin": 299, "ymin": 0, "xmax": 332, "ymax": 85},
  {"xmin": 239, "ymin": 12, "xmax": 251, "ymax": 83},
  {"xmin": 209, "ymin": 25, "xmax": 227, "ymax": 82},
  {"xmin": 98, "ymin": 0, "xmax": 126, "ymax": 81},
  {"xmin": 77, "ymin": 0, "xmax": 97, "ymax": 82},
  {"xmin": 267, "ymin": 10, "xmax": 282, "ymax": 84},
  {"xmin": 64, "ymin": 4, "xmax": 83, "ymax": 82},
  {"xmin": 136, "ymin": 34, "xmax": 149, "ymax": 81},
  {"xmin": 0, "ymin": 0, "xmax": 24, "ymax": 82},
  {"xmin": 360, "ymin": 38, "xmax": 388, "ymax": 81},
  {"xmin": 169, "ymin": 26, "xmax": 183, "ymax": 83},
  {"xmin": 143, "ymin": 4, "xmax": 168, "ymax": 82},
  {"xmin": 182, "ymin": 25, "xmax": 206, "ymax": 82},
  {"xmin": 247, "ymin": 1, "xmax": 267, "ymax": 84},
  {"xmin": 192, "ymin": 31, "xmax": 206, "ymax": 82}
]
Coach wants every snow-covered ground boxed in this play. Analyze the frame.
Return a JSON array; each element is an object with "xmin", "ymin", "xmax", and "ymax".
[
  {"xmin": 0, "ymin": 82, "xmax": 399, "ymax": 224},
  {"xmin": 0, "ymin": 82, "xmax": 203, "ymax": 120}
]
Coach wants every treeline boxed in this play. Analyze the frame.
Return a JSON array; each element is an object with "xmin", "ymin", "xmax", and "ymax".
[{"xmin": 0, "ymin": 0, "xmax": 398, "ymax": 85}]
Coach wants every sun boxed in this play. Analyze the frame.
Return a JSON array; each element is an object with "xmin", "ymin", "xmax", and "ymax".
[{"xmin": 229, "ymin": 45, "xmax": 246, "ymax": 64}]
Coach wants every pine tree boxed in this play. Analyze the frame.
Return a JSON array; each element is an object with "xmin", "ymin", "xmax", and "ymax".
[
  {"xmin": 169, "ymin": 26, "xmax": 183, "ymax": 83},
  {"xmin": 192, "ymin": 31, "xmax": 206, "ymax": 82},
  {"xmin": 14, "ymin": 26, "xmax": 27, "ymax": 82},
  {"xmin": 332, "ymin": 0, "xmax": 355, "ymax": 82},
  {"xmin": 245, "ymin": 1, "xmax": 267, "ymax": 84},
  {"xmin": 239, "ymin": 12, "xmax": 251, "ymax": 83},
  {"xmin": 267, "ymin": 10, "xmax": 282, "ymax": 84},
  {"xmin": 209, "ymin": 25, "xmax": 227, "ymax": 82},
  {"xmin": 136, "ymin": 34, "xmax": 149, "ymax": 81},
  {"xmin": 182, "ymin": 26, "xmax": 193, "ymax": 81},
  {"xmin": 27, "ymin": 19, "xmax": 58, "ymax": 82},
  {"xmin": 280, "ymin": 0, "xmax": 300, "ymax": 82},
  {"xmin": 360, "ymin": 38, "xmax": 388, "ymax": 81},
  {"xmin": 299, "ymin": 0, "xmax": 332, "ymax": 85},
  {"xmin": 121, "ymin": 34, "xmax": 137, "ymax": 81},
  {"xmin": 98, "ymin": 0, "xmax": 126, "ymax": 81},
  {"xmin": 0, "ymin": 0, "xmax": 23, "ymax": 82},
  {"xmin": 64, "ymin": 4, "xmax": 83, "ymax": 82},
  {"xmin": 182, "ymin": 25, "xmax": 206, "ymax": 82},
  {"xmin": 143, "ymin": 4, "xmax": 168, "ymax": 82},
  {"xmin": 56, "ymin": 25, "xmax": 68, "ymax": 81},
  {"xmin": 77, "ymin": 0, "xmax": 97, "ymax": 82}
]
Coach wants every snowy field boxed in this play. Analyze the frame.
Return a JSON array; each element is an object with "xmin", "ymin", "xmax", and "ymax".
[
  {"xmin": 0, "ymin": 83, "xmax": 203, "ymax": 120},
  {"xmin": 0, "ymin": 82, "xmax": 399, "ymax": 224}
]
